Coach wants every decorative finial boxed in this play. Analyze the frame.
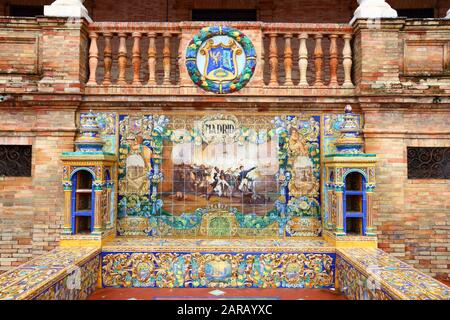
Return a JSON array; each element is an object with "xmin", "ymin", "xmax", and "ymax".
[
  {"xmin": 344, "ymin": 104, "xmax": 352, "ymax": 114},
  {"xmin": 74, "ymin": 111, "xmax": 104, "ymax": 152},
  {"xmin": 334, "ymin": 105, "xmax": 364, "ymax": 154}
]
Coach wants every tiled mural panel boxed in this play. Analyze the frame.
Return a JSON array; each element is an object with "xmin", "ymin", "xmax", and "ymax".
[{"xmin": 83, "ymin": 111, "xmax": 361, "ymax": 238}]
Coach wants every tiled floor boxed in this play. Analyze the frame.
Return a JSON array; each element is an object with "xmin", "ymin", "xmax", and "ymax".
[
  {"xmin": 438, "ymin": 279, "xmax": 450, "ymax": 287},
  {"xmin": 88, "ymin": 288, "xmax": 346, "ymax": 300}
]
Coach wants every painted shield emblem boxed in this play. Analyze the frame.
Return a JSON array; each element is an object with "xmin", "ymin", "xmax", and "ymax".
[
  {"xmin": 185, "ymin": 26, "xmax": 257, "ymax": 94},
  {"xmin": 201, "ymin": 39, "xmax": 241, "ymax": 81}
]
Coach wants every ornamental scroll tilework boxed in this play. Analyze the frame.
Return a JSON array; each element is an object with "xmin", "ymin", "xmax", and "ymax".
[
  {"xmin": 101, "ymin": 252, "xmax": 334, "ymax": 289},
  {"xmin": 115, "ymin": 113, "xmax": 321, "ymax": 238}
]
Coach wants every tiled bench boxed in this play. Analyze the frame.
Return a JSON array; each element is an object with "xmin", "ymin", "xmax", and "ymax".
[
  {"xmin": 0, "ymin": 247, "xmax": 100, "ymax": 300},
  {"xmin": 337, "ymin": 248, "xmax": 450, "ymax": 300}
]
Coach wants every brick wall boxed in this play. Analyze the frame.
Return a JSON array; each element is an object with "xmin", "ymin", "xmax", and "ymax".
[
  {"xmin": 0, "ymin": 106, "xmax": 77, "ymax": 272},
  {"xmin": 364, "ymin": 109, "xmax": 450, "ymax": 280},
  {"xmin": 354, "ymin": 17, "xmax": 450, "ymax": 280},
  {"xmin": 0, "ymin": 16, "xmax": 82, "ymax": 273}
]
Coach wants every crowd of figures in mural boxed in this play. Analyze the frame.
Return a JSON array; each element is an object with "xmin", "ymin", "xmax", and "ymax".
[{"xmin": 82, "ymin": 111, "xmax": 362, "ymax": 238}]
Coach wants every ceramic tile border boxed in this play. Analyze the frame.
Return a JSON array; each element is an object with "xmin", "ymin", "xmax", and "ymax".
[{"xmin": 102, "ymin": 238, "xmax": 335, "ymax": 253}]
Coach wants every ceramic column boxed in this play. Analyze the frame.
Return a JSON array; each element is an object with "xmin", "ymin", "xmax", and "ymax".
[
  {"xmin": 327, "ymin": 188, "xmax": 334, "ymax": 230},
  {"xmin": 365, "ymin": 190, "xmax": 376, "ymax": 236},
  {"xmin": 335, "ymin": 188, "xmax": 345, "ymax": 235},
  {"xmin": 93, "ymin": 182, "xmax": 103, "ymax": 234},
  {"xmin": 106, "ymin": 182, "xmax": 112, "ymax": 228},
  {"xmin": 63, "ymin": 181, "xmax": 72, "ymax": 234}
]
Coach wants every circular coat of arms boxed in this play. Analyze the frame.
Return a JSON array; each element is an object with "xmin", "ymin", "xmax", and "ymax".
[{"xmin": 185, "ymin": 26, "xmax": 257, "ymax": 94}]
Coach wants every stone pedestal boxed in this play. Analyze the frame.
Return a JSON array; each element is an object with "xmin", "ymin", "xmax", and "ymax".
[
  {"xmin": 60, "ymin": 111, "xmax": 117, "ymax": 246},
  {"xmin": 351, "ymin": 0, "xmax": 398, "ymax": 25},
  {"xmin": 60, "ymin": 152, "xmax": 117, "ymax": 245},
  {"xmin": 44, "ymin": 0, "xmax": 92, "ymax": 23},
  {"xmin": 323, "ymin": 105, "xmax": 378, "ymax": 247}
]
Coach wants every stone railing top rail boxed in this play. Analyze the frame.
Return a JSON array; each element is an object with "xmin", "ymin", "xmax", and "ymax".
[
  {"xmin": 337, "ymin": 248, "xmax": 450, "ymax": 300},
  {"xmin": 87, "ymin": 21, "xmax": 354, "ymax": 33},
  {"xmin": 0, "ymin": 16, "xmax": 449, "ymax": 29},
  {"xmin": 0, "ymin": 247, "xmax": 100, "ymax": 300}
]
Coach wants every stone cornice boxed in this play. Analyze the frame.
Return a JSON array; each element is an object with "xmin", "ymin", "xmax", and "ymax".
[{"xmin": 352, "ymin": 18, "xmax": 406, "ymax": 34}]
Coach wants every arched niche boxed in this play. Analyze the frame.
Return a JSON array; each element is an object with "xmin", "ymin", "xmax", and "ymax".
[
  {"xmin": 70, "ymin": 169, "xmax": 95, "ymax": 234},
  {"xmin": 343, "ymin": 171, "xmax": 367, "ymax": 235}
]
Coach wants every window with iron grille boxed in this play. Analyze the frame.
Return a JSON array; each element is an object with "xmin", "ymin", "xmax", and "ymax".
[
  {"xmin": 0, "ymin": 145, "xmax": 32, "ymax": 177},
  {"xmin": 407, "ymin": 147, "xmax": 450, "ymax": 179}
]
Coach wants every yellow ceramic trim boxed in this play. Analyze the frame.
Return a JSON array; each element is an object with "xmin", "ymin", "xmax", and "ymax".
[
  {"xmin": 60, "ymin": 230, "xmax": 116, "ymax": 248},
  {"xmin": 323, "ymin": 231, "xmax": 378, "ymax": 248}
]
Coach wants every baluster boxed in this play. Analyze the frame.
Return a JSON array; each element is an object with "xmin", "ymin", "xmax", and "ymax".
[
  {"xmin": 163, "ymin": 32, "xmax": 171, "ymax": 85},
  {"xmin": 147, "ymin": 32, "xmax": 157, "ymax": 85},
  {"xmin": 329, "ymin": 34, "xmax": 339, "ymax": 87},
  {"xmin": 103, "ymin": 32, "xmax": 112, "ymax": 85},
  {"xmin": 268, "ymin": 33, "xmax": 278, "ymax": 86},
  {"xmin": 261, "ymin": 36, "xmax": 265, "ymax": 84},
  {"xmin": 314, "ymin": 34, "xmax": 324, "ymax": 86},
  {"xmin": 177, "ymin": 33, "xmax": 182, "ymax": 85},
  {"xmin": 117, "ymin": 33, "xmax": 128, "ymax": 85},
  {"xmin": 298, "ymin": 33, "xmax": 309, "ymax": 86},
  {"xmin": 284, "ymin": 33, "xmax": 293, "ymax": 86},
  {"xmin": 87, "ymin": 32, "xmax": 99, "ymax": 85},
  {"xmin": 132, "ymin": 32, "xmax": 142, "ymax": 85},
  {"xmin": 343, "ymin": 34, "xmax": 353, "ymax": 87}
]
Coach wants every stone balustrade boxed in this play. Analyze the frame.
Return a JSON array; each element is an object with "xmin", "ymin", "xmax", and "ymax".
[
  {"xmin": 0, "ymin": 17, "xmax": 448, "ymax": 99},
  {"xmin": 86, "ymin": 22, "xmax": 355, "ymax": 95},
  {"xmin": 261, "ymin": 23, "xmax": 354, "ymax": 88},
  {"xmin": 87, "ymin": 22, "xmax": 182, "ymax": 87}
]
